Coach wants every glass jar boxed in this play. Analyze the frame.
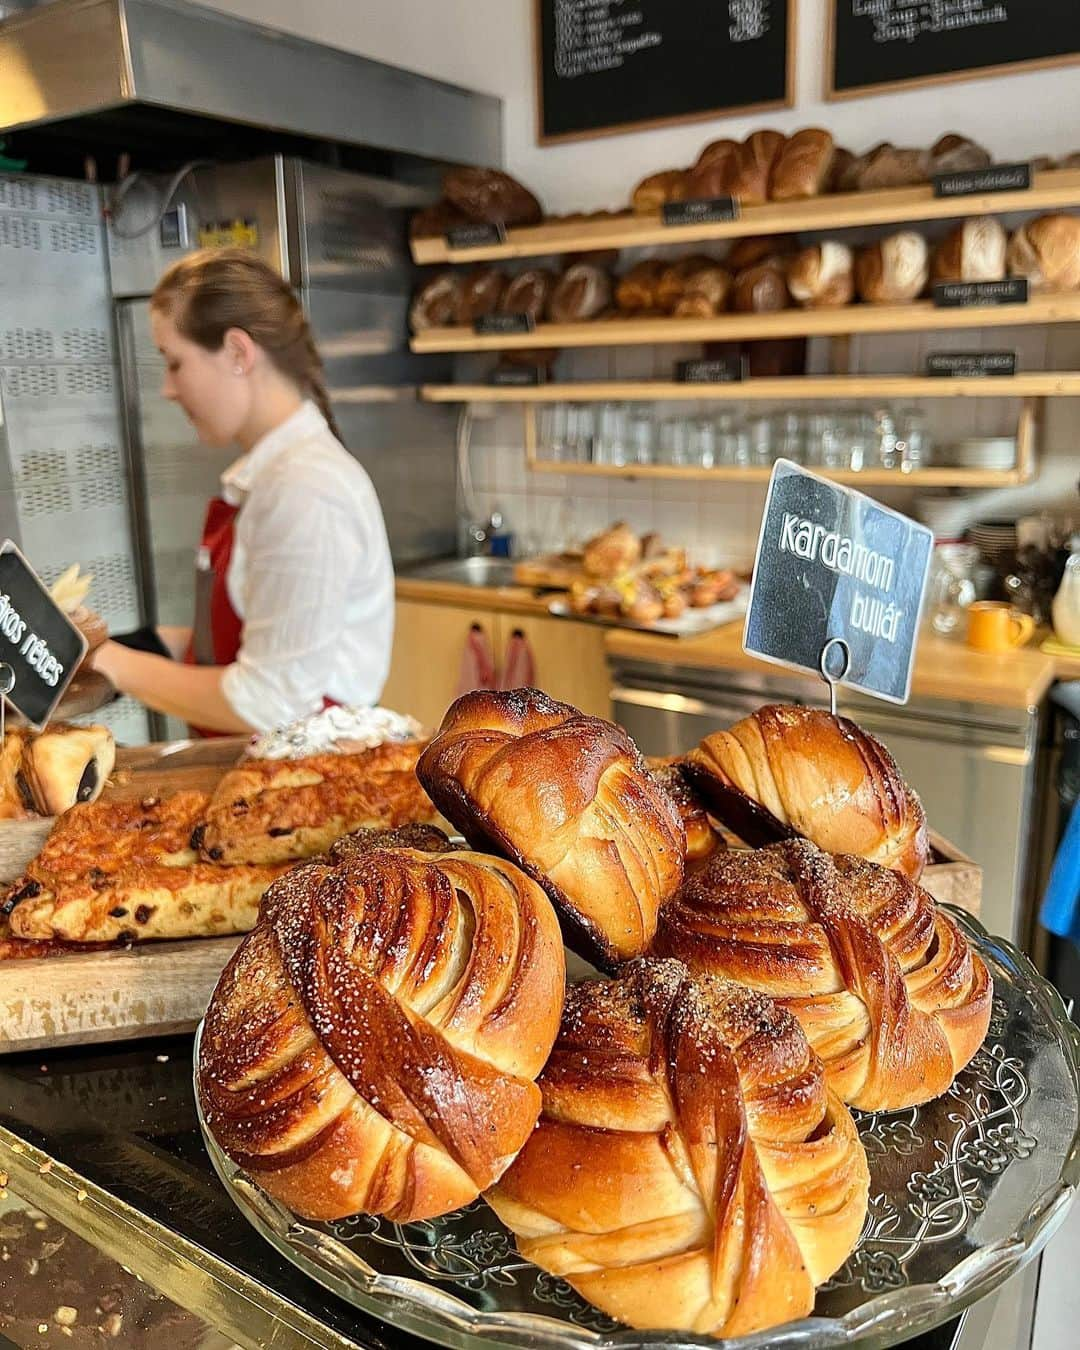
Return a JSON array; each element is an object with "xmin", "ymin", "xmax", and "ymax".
[
  {"xmin": 897, "ymin": 406, "xmax": 931, "ymax": 474},
  {"xmin": 927, "ymin": 542, "xmax": 979, "ymax": 636},
  {"xmin": 873, "ymin": 407, "xmax": 899, "ymax": 470}
]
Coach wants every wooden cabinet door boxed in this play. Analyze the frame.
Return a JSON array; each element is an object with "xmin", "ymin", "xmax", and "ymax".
[
  {"xmin": 495, "ymin": 613, "xmax": 612, "ymax": 720},
  {"xmin": 383, "ymin": 600, "xmax": 496, "ymax": 730}
]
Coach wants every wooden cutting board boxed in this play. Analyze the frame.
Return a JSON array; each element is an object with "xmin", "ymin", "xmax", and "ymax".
[
  {"xmin": 0, "ymin": 738, "xmax": 248, "ymax": 1054},
  {"xmin": 512, "ymin": 552, "xmax": 585, "ymax": 590}
]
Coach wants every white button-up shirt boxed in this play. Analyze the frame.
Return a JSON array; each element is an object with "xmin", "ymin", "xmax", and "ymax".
[{"xmin": 218, "ymin": 401, "xmax": 395, "ymax": 732}]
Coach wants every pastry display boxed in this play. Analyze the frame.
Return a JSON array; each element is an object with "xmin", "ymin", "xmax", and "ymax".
[
  {"xmin": 442, "ymin": 166, "xmax": 542, "ymax": 227},
  {"xmin": 683, "ymin": 704, "xmax": 930, "ymax": 879},
  {"xmin": 416, "ymin": 688, "xmax": 684, "ymax": 969},
  {"xmin": 672, "ymin": 262, "xmax": 732, "ymax": 318},
  {"xmin": 198, "ymin": 740, "xmax": 442, "ymax": 866},
  {"xmin": 197, "ymin": 827, "xmax": 564, "ymax": 1221},
  {"xmin": 1007, "ymin": 213, "xmax": 1080, "ymax": 291},
  {"xmin": 2, "ymin": 790, "xmax": 290, "ymax": 943},
  {"xmin": 770, "ymin": 127, "xmax": 836, "ymax": 200},
  {"xmin": 655, "ymin": 255, "xmax": 718, "ymax": 312},
  {"xmin": 0, "ymin": 724, "xmax": 115, "ymax": 819},
  {"xmin": 654, "ymin": 839, "xmax": 993, "ymax": 1110},
  {"xmin": 582, "ymin": 520, "xmax": 641, "ymax": 578},
  {"xmin": 729, "ymin": 129, "xmax": 786, "ymax": 205},
  {"xmin": 614, "ymin": 258, "xmax": 665, "ymax": 313},
  {"xmin": 486, "ymin": 958, "xmax": 869, "ymax": 1336},
  {"xmin": 856, "ymin": 231, "xmax": 929, "ymax": 303},
  {"xmin": 788, "ymin": 241, "xmax": 855, "ymax": 307}
]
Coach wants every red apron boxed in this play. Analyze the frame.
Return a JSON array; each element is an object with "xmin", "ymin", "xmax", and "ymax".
[{"xmin": 184, "ymin": 496, "xmax": 338, "ymax": 736}]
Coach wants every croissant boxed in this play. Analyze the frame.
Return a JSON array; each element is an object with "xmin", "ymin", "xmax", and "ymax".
[
  {"xmin": 654, "ymin": 839, "xmax": 992, "ymax": 1110},
  {"xmin": 683, "ymin": 704, "xmax": 930, "ymax": 879},
  {"xmin": 0, "ymin": 725, "xmax": 115, "ymax": 820},
  {"xmin": 197, "ymin": 829, "xmax": 564, "ymax": 1223},
  {"xmin": 416, "ymin": 688, "xmax": 684, "ymax": 969},
  {"xmin": 646, "ymin": 757, "xmax": 722, "ymax": 866},
  {"xmin": 486, "ymin": 958, "xmax": 868, "ymax": 1337}
]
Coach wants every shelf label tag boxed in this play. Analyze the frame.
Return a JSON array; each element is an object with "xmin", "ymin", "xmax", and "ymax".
[
  {"xmin": 932, "ymin": 278, "xmax": 1028, "ymax": 308},
  {"xmin": 933, "ymin": 162, "xmax": 1032, "ymax": 198},
  {"xmin": 927, "ymin": 351, "xmax": 1018, "ymax": 377},
  {"xmin": 744, "ymin": 463, "xmax": 933, "ymax": 705},
  {"xmin": 675, "ymin": 356, "xmax": 744, "ymax": 383},
  {"xmin": 490, "ymin": 365, "xmax": 546, "ymax": 386},
  {"xmin": 447, "ymin": 223, "xmax": 506, "ymax": 249},
  {"xmin": 662, "ymin": 196, "xmax": 739, "ymax": 226},
  {"xmin": 474, "ymin": 312, "xmax": 535, "ymax": 336},
  {"xmin": 0, "ymin": 542, "xmax": 87, "ymax": 730}
]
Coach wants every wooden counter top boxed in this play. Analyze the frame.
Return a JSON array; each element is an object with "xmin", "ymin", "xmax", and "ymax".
[
  {"xmin": 605, "ymin": 623, "xmax": 1058, "ymax": 711},
  {"xmin": 395, "ymin": 576, "xmax": 1062, "ymax": 711}
]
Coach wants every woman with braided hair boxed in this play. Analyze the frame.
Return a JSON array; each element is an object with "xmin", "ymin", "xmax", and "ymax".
[{"xmin": 90, "ymin": 248, "xmax": 394, "ymax": 733}]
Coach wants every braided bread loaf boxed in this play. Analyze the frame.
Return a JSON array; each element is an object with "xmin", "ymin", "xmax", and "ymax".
[
  {"xmin": 684, "ymin": 704, "xmax": 929, "ymax": 879},
  {"xmin": 654, "ymin": 839, "xmax": 992, "ymax": 1110},
  {"xmin": 416, "ymin": 689, "xmax": 684, "ymax": 970},
  {"xmin": 487, "ymin": 958, "xmax": 868, "ymax": 1337},
  {"xmin": 197, "ymin": 829, "xmax": 564, "ymax": 1222}
]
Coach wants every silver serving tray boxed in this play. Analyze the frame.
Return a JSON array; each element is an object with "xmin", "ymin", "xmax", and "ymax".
[
  {"xmin": 196, "ymin": 910, "xmax": 1080, "ymax": 1350},
  {"xmin": 547, "ymin": 590, "xmax": 748, "ymax": 638}
]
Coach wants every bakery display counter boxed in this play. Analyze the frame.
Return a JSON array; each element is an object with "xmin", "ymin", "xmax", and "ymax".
[{"xmin": 0, "ymin": 1011, "xmax": 992, "ymax": 1350}]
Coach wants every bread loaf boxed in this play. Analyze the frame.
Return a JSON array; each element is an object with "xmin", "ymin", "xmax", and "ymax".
[
  {"xmin": 455, "ymin": 266, "xmax": 507, "ymax": 323},
  {"xmin": 409, "ymin": 271, "xmax": 463, "ymax": 332},
  {"xmin": 416, "ymin": 688, "xmax": 685, "ymax": 969},
  {"xmin": 443, "ymin": 167, "xmax": 542, "ymax": 226},
  {"xmin": 1007, "ymin": 213, "xmax": 1080, "ymax": 291},
  {"xmin": 787, "ymin": 241, "xmax": 855, "ymax": 307},
  {"xmin": 729, "ymin": 130, "xmax": 786, "ymax": 205},
  {"xmin": 197, "ymin": 829, "xmax": 564, "ymax": 1222},
  {"xmin": 727, "ymin": 235, "xmax": 792, "ymax": 270},
  {"xmin": 631, "ymin": 169, "xmax": 687, "ymax": 214},
  {"xmin": 683, "ymin": 155, "xmax": 735, "ymax": 201},
  {"xmin": 930, "ymin": 133, "xmax": 992, "ymax": 175},
  {"xmin": 615, "ymin": 259, "xmax": 665, "ymax": 313},
  {"xmin": 854, "ymin": 144, "xmax": 930, "ymax": 190},
  {"xmin": 654, "ymin": 839, "xmax": 993, "ymax": 1110},
  {"xmin": 769, "ymin": 127, "xmax": 835, "ymax": 200},
  {"xmin": 931, "ymin": 217, "xmax": 1007, "ymax": 283},
  {"xmin": 855, "ymin": 231, "xmax": 929, "ymax": 303},
  {"xmin": 828, "ymin": 146, "xmax": 857, "ymax": 192},
  {"xmin": 683, "ymin": 703, "xmax": 930, "ymax": 878},
  {"xmin": 694, "ymin": 136, "xmax": 740, "ymax": 170},
  {"xmin": 656, "ymin": 255, "xmax": 717, "ymax": 312},
  {"xmin": 486, "ymin": 958, "xmax": 869, "ymax": 1336},
  {"xmin": 673, "ymin": 264, "xmax": 732, "ymax": 318},
  {"xmin": 500, "ymin": 268, "xmax": 556, "ymax": 322},
  {"xmin": 732, "ymin": 262, "xmax": 789, "ymax": 312},
  {"xmin": 547, "ymin": 263, "xmax": 612, "ymax": 322},
  {"xmin": 409, "ymin": 200, "xmax": 468, "ymax": 240}
]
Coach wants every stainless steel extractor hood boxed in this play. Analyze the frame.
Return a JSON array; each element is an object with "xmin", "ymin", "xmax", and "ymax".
[{"xmin": 0, "ymin": 0, "xmax": 501, "ymax": 173}]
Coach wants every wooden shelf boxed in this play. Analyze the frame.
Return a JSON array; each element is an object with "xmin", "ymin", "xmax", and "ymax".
[
  {"xmin": 411, "ymin": 168, "xmax": 1080, "ymax": 265},
  {"xmin": 526, "ymin": 459, "xmax": 1026, "ymax": 487},
  {"xmin": 411, "ymin": 292, "xmax": 1080, "ymax": 353},
  {"xmin": 422, "ymin": 374, "xmax": 1080, "ymax": 402}
]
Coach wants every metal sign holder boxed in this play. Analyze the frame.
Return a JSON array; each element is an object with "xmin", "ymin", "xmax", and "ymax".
[
  {"xmin": 0, "ymin": 662, "xmax": 15, "ymax": 743},
  {"xmin": 818, "ymin": 637, "xmax": 850, "ymax": 716}
]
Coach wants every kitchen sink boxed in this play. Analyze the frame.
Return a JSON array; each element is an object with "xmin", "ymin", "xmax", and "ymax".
[{"xmin": 401, "ymin": 556, "xmax": 520, "ymax": 588}]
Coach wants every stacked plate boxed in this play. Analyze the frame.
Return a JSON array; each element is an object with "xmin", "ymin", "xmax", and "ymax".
[
  {"xmin": 968, "ymin": 520, "xmax": 1019, "ymax": 566},
  {"xmin": 948, "ymin": 436, "xmax": 1018, "ymax": 470}
]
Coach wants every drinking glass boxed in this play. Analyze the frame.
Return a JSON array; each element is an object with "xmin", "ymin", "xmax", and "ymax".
[
  {"xmin": 688, "ymin": 417, "xmax": 718, "ymax": 469},
  {"xmin": 776, "ymin": 411, "xmax": 805, "ymax": 464},
  {"xmin": 594, "ymin": 402, "xmax": 629, "ymax": 466},
  {"xmin": 567, "ymin": 404, "xmax": 594, "ymax": 463},
  {"xmin": 626, "ymin": 409, "xmax": 655, "ymax": 465},
  {"xmin": 748, "ymin": 414, "xmax": 774, "ymax": 467},
  {"xmin": 897, "ymin": 406, "xmax": 931, "ymax": 474},
  {"xmin": 659, "ymin": 417, "xmax": 690, "ymax": 467},
  {"xmin": 539, "ymin": 402, "xmax": 568, "ymax": 462},
  {"xmin": 873, "ymin": 407, "xmax": 899, "ymax": 470}
]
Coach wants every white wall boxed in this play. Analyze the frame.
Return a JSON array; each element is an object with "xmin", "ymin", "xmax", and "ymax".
[
  {"xmin": 206, "ymin": 0, "xmax": 1080, "ymax": 213},
  {"xmin": 205, "ymin": 0, "xmax": 1080, "ymax": 557}
]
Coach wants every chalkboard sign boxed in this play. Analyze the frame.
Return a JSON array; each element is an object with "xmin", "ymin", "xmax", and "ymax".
[
  {"xmin": 536, "ymin": 0, "xmax": 795, "ymax": 145},
  {"xmin": 743, "ymin": 463, "xmax": 933, "ymax": 704},
  {"xmin": 0, "ymin": 542, "xmax": 87, "ymax": 729},
  {"xmin": 828, "ymin": 0, "xmax": 1080, "ymax": 101}
]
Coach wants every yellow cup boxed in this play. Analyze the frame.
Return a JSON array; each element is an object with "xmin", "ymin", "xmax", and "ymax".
[{"xmin": 965, "ymin": 601, "xmax": 1036, "ymax": 652}]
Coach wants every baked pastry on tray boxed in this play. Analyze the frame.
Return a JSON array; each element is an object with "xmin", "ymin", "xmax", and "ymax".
[
  {"xmin": 486, "ymin": 958, "xmax": 868, "ymax": 1337},
  {"xmin": 2, "ymin": 790, "xmax": 289, "ymax": 943},
  {"xmin": 654, "ymin": 838, "xmax": 992, "ymax": 1110},
  {"xmin": 197, "ymin": 741, "xmax": 443, "ymax": 866},
  {"xmin": 0, "ymin": 724, "xmax": 115, "ymax": 820},
  {"xmin": 198, "ymin": 826, "xmax": 564, "ymax": 1222}
]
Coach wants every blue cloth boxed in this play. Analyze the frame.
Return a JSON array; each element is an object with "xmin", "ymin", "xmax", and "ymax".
[{"xmin": 1041, "ymin": 796, "xmax": 1080, "ymax": 942}]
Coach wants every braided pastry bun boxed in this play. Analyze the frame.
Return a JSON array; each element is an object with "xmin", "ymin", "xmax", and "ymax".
[
  {"xmin": 416, "ymin": 688, "xmax": 684, "ymax": 970},
  {"xmin": 197, "ymin": 828, "xmax": 564, "ymax": 1222},
  {"xmin": 646, "ymin": 756, "xmax": 723, "ymax": 867},
  {"xmin": 487, "ymin": 958, "xmax": 868, "ymax": 1337},
  {"xmin": 654, "ymin": 839, "xmax": 992, "ymax": 1110},
  {"xmin": 684, "ymin": 704, "xmax": 929, "ymax": 879}
]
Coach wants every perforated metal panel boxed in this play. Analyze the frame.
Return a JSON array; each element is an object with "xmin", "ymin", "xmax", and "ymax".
[{"xmin": 0, "ymin": 174, "xmax": 142, "ymax": 693}]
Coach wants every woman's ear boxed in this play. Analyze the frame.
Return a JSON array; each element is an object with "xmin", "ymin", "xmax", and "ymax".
[{"xmin": 223, "ymin": 327, "xmax": 259, "ymax": 376}]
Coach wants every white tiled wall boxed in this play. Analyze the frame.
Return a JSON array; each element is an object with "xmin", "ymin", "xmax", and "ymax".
[{"xmin": 459, "ymin": 323, "xmax": 1080, "ymax": 564}]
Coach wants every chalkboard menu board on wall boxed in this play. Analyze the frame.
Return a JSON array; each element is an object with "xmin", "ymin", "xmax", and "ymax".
[
  {"xmin": 536, "ymin": 0, "xmax": 795, "ymax": 144},
  {"xmin": 828, "ymin": 0, "xmax": 1080, "ymax": 100}
]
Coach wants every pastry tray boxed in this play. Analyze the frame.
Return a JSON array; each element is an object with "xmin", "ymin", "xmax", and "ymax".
[
  {"xmin": 547, "ymin": 589, "xmax": 748, "ymax": 637},
  {"xmin": 196, "ymin": 910, "xmax": 1080, "ymax": 1350}
]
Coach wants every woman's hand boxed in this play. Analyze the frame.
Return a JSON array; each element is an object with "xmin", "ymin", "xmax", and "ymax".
[{"xmin": 89, "ymin": 641, "xmax": 254, "ymax": 733}]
